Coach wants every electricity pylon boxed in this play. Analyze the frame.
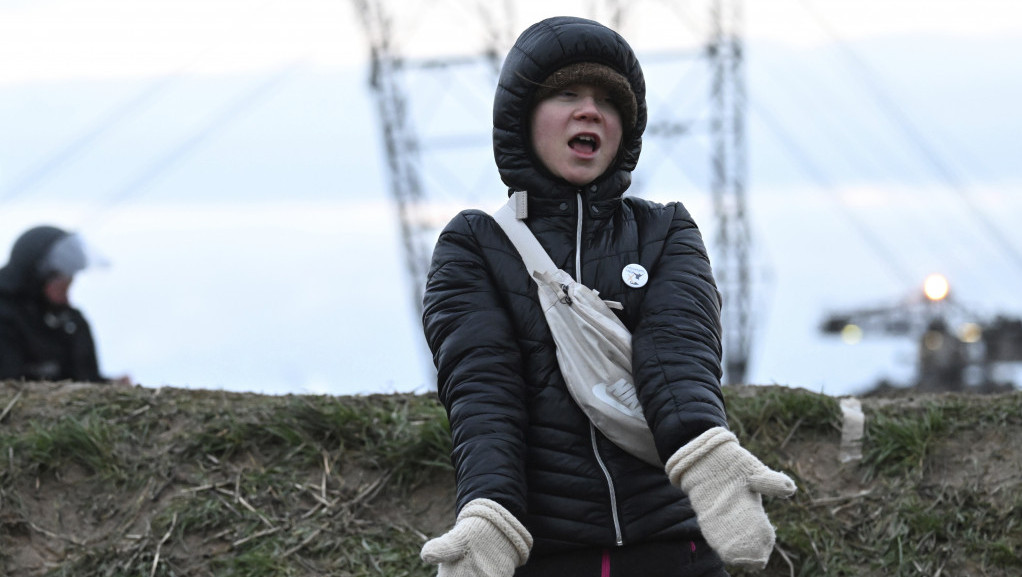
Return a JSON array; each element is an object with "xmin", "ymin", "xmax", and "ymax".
[{"xmin": 353, "ymin": 0, "xmax": 754, "ymax": 385}]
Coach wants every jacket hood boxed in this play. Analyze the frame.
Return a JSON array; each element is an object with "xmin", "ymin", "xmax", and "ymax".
[
  {"xmin": 492, "ymin": 16, "xmax": 647, "ymax": 200},
  {"xmin": 0, "ymin": 225, "xmax": 70, "ymax": 297}
]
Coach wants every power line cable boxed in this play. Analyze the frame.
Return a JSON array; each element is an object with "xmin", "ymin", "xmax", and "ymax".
[
  {"xmin": 0, "ymin": 74, "xmax": 182, "ymax": 203},
  {"xmin": 748, "ymin": 97, "xmax": 916, "ymax": 286},
  {"xmin": 797, "ymin": 0, "xmax": 1022, "ymax": 274},
  {"xmin": 76, "ymin": 62, "xmax": 302, "ymax": 229},
  {"xmin": 0, "ymin": 0, "xmax": 286, "ymax": 207},
  {"xmin": 748, "ymin": 50, "xmax": 994, "ymax": 285}
]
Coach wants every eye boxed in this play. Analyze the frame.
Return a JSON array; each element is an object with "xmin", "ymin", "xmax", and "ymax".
[{"xmin": 594, "ymin": 89, "xmax": 615, "ymax": 104}]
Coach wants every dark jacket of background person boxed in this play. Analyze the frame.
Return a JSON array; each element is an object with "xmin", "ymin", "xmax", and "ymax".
[
  {"xmin": 421, "ymin": 17, "xmax": 728, "ymax": 555},
  {"xmin": 0, "ymin": 226, "xmax": 104, "ymax": 382}
]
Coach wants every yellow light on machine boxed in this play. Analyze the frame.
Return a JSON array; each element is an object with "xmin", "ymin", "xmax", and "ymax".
[
  {"xmin": 959, "ymin": 322, "xmax": 982, "ymax": 343},
  {"xmin": 923, "ymin": 273, "xmax": 950, "ymax": 301},
  {"xmin": 841, "ymin": 324, "xmax": 863, "ymax": 344}
]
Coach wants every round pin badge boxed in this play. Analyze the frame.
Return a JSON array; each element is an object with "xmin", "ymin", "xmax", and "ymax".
[{"xmin": 622, "ymin": 263, "xmax": 648, "ymax": 288}]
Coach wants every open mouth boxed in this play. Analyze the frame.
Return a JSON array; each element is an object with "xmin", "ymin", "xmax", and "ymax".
[{"xmin": 569, "ymin": 134, "xmax": 600, "ymax": 154}]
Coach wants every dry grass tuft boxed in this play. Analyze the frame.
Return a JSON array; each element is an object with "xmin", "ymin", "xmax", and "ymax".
[{"xmin": 0, "ymin": 381, "xmax": 1019, "ymax": 576}]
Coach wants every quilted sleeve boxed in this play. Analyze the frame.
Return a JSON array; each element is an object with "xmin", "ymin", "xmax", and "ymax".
[
  {"xmin": 422, "ymin": 211, "xmax": 529, "ymax": 519},
  {"xmin": 631, "ymin": 202, "xmax": 728, "ymax": 461}
]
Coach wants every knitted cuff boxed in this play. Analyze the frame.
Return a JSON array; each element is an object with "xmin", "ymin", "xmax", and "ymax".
[
  {"xmin": 458, "ymin": 498, "xmax": 533, "ymax": 566},
  {"xmin": 665, "ymin": 426, "xmax": 735, "ymax": 487}
]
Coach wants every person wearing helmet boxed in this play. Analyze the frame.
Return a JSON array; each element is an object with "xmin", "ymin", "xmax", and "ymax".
[
  {"xmin": 0, "ymin": 225, "xmax": 128, "ymax": 384},
  {"xmin": 420, "ymin": 16, "xmax": 795, "ymax": 577}
]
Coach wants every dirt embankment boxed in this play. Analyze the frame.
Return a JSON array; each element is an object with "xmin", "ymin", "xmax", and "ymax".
[{"xmin": 0, "ymin": 381, "xmax": 1019, "ymax": 576}]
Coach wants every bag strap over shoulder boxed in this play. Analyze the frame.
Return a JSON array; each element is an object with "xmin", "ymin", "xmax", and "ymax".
[
  {"xmin": 492, "ymin": 192, "xmax": 558, "ymax": 277},
  {"xmin": 491, "ymin": 191, "xmax": 661, "ymax": 467}
]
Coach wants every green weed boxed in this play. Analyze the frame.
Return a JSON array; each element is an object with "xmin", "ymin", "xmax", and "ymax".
[
  {"xmin": 4, "ymin": 383, "xmax": 1019, "ymax": 577},
  {"xmin": 724, "ymin": 386, "xmax": 841, "ymax": 465},
  {"xmin": 862, "ymin": 404, "xmax": 947, "ymax": 480},
  {"xmin": 12, "ymin": 413, "xmax": 126, "ymax": 479}
]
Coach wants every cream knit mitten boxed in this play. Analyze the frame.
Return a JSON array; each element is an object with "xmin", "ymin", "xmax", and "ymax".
[
  {"xmin": 421, "ymin": 498, "xmax": 533, "ymax": 577},
  {"xmin": 666, "ymin": 427, "xmax": 797, "ymax": 569}
]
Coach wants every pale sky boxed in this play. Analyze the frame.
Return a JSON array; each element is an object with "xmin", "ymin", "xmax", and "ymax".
[
  {"xmin": 3, "ymin": 0, "xmax": 1021, "ymax": 83},
  {"xmin": 2, "ymin": 0, "xmax": 1020, "ymax": 396}
]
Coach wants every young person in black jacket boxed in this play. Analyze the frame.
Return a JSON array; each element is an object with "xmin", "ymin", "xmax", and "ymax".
[
  {"xmin": 420, "ymin": 16, "xmax": 795, "ymax": 577},
  {"xmin": 0, "ymin": 225, "xmax": 129, "ymax": 385}
]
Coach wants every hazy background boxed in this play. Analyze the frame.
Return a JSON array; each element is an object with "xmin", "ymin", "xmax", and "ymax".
[{"xmin": 2, "ymin": 0, "xmax": 1020, "ymax": 396}]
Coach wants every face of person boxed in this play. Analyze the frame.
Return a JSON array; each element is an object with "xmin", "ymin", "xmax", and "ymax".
[
  {"xmin": 530, "ymin": 83, "xmax": 623, "ymax": 186},
  {"xmin": 43, "ymin": 275, "xmax": 73, "ymax": 306}
]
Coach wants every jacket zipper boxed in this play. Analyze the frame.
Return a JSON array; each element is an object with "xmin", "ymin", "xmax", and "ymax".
[
  {"xmin": 591, "ymin": 424, "xmax": 624, "ymax": 545},
  {"xmin": 577, "ymin": 192, "xmax": 624, "ymax": 547}
]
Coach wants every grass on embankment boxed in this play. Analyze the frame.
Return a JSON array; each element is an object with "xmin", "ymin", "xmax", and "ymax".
[{"xmin": 0, "ymin": 382, "xmax": 1019, "ymax": 576}]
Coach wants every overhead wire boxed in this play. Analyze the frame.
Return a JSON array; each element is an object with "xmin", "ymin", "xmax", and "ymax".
[
  {"xmin": 75, "ymin": 62, "xmax": 303, "ymax": 230},
  {"xmin": 746, "ymin": 45, "xmax": 992, "ymax": 287},
  {"xmin": 0, "ymin": 0, "xmax": 287, "ymax": 212},
  {"xmin": 796, "ymin": 0, "xmax": 1022, "ymax": 275},
  {"xmin": 0, "ymin": 74, "xmax": 183, "ymax": 204},
  {"xmin": 747, "ymin": 96, "xmax": 917, "ymax": 287}
]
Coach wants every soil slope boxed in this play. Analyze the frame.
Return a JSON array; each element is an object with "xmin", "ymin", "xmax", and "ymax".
[{"xmin": 0, "ymin": 381, "xmax": 1019, "ymax": 576}]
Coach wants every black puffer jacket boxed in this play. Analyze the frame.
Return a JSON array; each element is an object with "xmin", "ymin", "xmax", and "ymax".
[
  {"xmin": 422, "ymin": 16, "xmax": 728, "ymax": 555},
  {"xmin": 0, "ymin": 226, "xmax": 104, "ymax": 382}
]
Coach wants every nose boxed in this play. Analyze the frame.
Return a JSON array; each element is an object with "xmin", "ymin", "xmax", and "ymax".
[{"xmin": 573, "ymin": 96, "xmax": 602, "ymax": 122}]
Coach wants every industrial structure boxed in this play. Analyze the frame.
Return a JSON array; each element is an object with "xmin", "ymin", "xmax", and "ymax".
[
  {"xmin": 821, "ymin": 274, "xmax": 1022, "ymax": 393},
  {"xmin": 352, "ymin": 0, "xmax": 756, "ymax": 385}
]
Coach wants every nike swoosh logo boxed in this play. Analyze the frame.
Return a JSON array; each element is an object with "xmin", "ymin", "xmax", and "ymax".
[{"xmin": 592, "ymin": 379, "xmax": 644, "ymax": 418}]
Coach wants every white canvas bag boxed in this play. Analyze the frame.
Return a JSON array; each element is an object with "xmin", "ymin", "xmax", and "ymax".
[{"xmin": 493, "ymin": 194, "xmax": 661, "ymax": 466}]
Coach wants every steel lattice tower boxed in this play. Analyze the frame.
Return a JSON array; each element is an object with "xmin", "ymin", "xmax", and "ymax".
[
  {"xmin": 709, "ymin": 0, "xmax": 751, "ymax": 385},
  {"xmin": 352, "ymin": 0, "xmax": 430, "ymax": 305},
  {"xmin": 354, "ymin": 0, "xmax": 754, "ymax": 385}
]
